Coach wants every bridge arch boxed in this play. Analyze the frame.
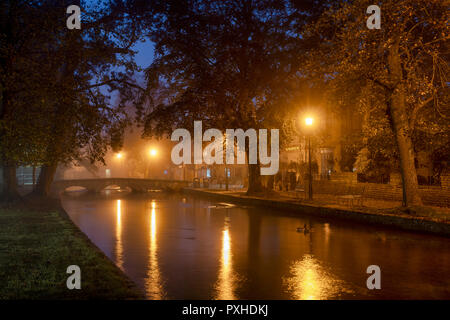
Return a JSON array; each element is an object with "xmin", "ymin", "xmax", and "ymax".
[
  {"xmin": 64, "ymin": 186, "xmax": 89, "ymax": 192},
  {"xmin": 103, "ymin": 184, "xmax": 132, "ymax": 193},
  {"xmin": 51, "ymin": 178, "xmax": 189, "ymax": 194}
]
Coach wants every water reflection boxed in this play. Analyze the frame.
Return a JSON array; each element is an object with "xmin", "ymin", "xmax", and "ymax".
[
  {"xmin": 284, "ymin": 254, "xmax": 353, "ymax": 300},
  {"xmin": 214, "ymin": 216, "xmax": 238, "ymax": 299},
  {"xmin": 62, "ymin": 193, "xmax": 450, "ymax": 300},
  {"xmin": 115, "ymin": 199, "xmax": 124, "ymax": 269},
  {"xmin": 145, "ymin": 200, "xmax": 164, "ymax": 299}
]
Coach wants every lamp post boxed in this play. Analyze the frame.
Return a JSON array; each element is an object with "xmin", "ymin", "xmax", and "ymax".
[
  {"xmin": 115, "ymin": 153, "xmax": 124, "ymax": 177},
  {"xmin": 305, "ymin": 117, "xmax": 314, "ymax": 200},
  {"xmin": 147, "ymin": 148, "xmax": 158, "ymax": 178}
]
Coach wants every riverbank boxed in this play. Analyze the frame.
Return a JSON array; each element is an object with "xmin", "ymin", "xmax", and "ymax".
[
  {"xmin": 184, "ymin": 188, "xmax": 450, "ymax": 237},
  {"xmin": 0, "ymin": 200, "xmax": 144, "ymax": 299}
]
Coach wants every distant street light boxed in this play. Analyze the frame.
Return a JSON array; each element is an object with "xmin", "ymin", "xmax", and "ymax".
[
  {"xmin": 149, "ymin": 148, "xmax": 158, "ymax": 157},
  {"xmin": 116, "ymin": 152, "xmax": 123, "ymax": 159},
  {"xmin": 304, "ymin": 116, "xmax": 314, "ymax": 200}
]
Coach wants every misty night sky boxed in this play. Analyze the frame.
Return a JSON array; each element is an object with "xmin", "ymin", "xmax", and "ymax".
[{"xmin": 83, "ymin": 0, "xmax": 155, "ymax": 70}]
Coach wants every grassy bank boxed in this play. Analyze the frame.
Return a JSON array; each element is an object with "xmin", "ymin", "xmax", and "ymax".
[{"xmin": 0, "ymin": 204, "xmax": 143, "ymax": 299}]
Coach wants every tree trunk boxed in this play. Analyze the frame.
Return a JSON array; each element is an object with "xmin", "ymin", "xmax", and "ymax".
[
  {"xmin": 0, "ymin": 164, "xmax": 20, "ymax": 202},
  {"xmin": 32, "ymin": 166, "xmax": 36, "ymax": 187},
  {"xmin": 0, "ymin": 61, "xmax": 20, "ymax": 201},
  {"xmin": 389, "ymin": 93, "xmax": 422, "ymax": 206},
  {"xmin": 33, "ymin": 163, "xmax": 58, "ymax": 198},
  {"xmin": 388, "ymin": 41, "xmax": 422, "ymax": 207},
  {"xmin": 267, "ymin": 175, "xmax": 274, "ymax": 190},
  {"xmin": 225, "ymin": 166, "xmax": 229, "ymax": 191},
  {"xmin": 247, "ymin": 163, "xmax": 264, "ymax": 195}
]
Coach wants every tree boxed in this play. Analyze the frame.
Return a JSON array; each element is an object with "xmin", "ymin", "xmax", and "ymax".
[
  {"xmin": 0, "ymin": 0, "xmax": 52, "ymax": 200},
  {"xmin": 306, "ymin": 0, "xmax": 449, "ymax": 206},
  {"xmin": 138, "ymin": 0, "xmax": 325, "ymax": 194},
  {"xmin": 0, "ymin": 0, "xmax": 144, "ymax": 199}
]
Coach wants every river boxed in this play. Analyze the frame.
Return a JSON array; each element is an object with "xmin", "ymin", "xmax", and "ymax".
[{"xmin": 61, "ymin": 191, "xmax": 450, "ymax": 299}]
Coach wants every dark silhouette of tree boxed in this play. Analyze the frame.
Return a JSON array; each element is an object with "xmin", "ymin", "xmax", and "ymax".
[
  {"xmin": 138, "ymin": 0, "xmax": 325, "ymax": 194},
  {"xmin": 0, "ymin": 0, "xmax": 144, "ymax": 199}
]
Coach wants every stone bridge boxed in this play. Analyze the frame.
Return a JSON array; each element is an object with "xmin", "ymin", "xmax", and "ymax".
[{"xmin": 51, "ymin": 178, "xmax": 189, "ymax": 193}]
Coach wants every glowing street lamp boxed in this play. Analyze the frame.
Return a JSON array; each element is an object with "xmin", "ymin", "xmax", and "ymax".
[
  {"xmin": 149, "ymin": 148, "xmax": 158, "ymax": 157},
  {"xmin": 305, "ymin": 117, "xmax": 314, "ymax": 126},
  {"xmin": 116, "ymin": 152, "xmax": 123, "ymax": 159}
]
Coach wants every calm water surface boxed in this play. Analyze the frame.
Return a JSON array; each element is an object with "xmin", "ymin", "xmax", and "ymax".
[{"xmin": 61, "ymin": 192, "xmax": 450, "ymax": 299}]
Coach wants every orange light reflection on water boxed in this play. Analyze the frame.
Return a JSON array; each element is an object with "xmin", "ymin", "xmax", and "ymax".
[
  {"xmin": 284, "ymin": 254, "xmax": 353, "ymax": 300},
  {"xmin": 145, "ymin": 200, "xmax": 164, "ymax": 299},
  {"xmin": 115, "ymin": 199, "xmax": 124, "ymax": 270},
  {"xmin": 214, "ymin": 220, "xmax": 239, "ymax": 300}
]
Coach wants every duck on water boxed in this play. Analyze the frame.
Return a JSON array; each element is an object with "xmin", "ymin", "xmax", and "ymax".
[{"xmin": 296, "ymin": 224, "xmax": 310, "ymax": 233}]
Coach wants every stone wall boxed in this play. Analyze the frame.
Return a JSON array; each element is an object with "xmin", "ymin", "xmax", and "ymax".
[
  {"xmin": 312, "ymin": 180, "xmax": 450, "ymax": 208},
  {"xmin": 419, "ymin": 187, "xmax": 450, "ymax": 207},
  {"xmin": 441, "ymin": 174, "xmax": 450, "ymax": 190}
]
